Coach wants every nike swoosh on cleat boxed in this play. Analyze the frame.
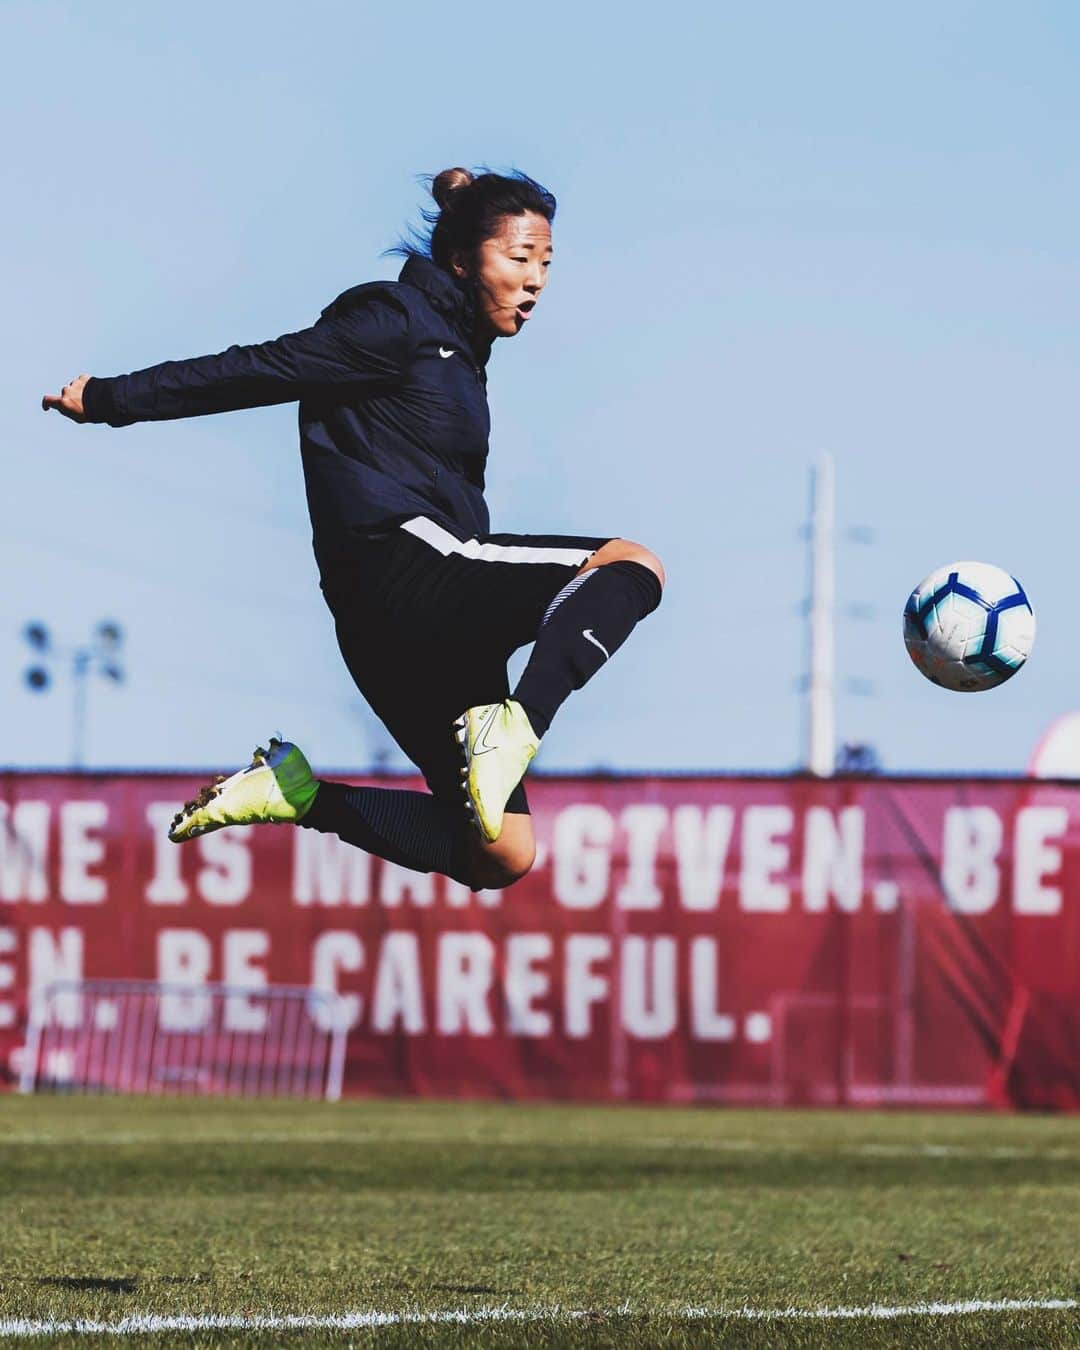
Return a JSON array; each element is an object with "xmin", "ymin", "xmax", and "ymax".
[
  {"xmin": 473, "ymin": 706, "xmax": 500, "ymax": 755},
  {"xmin": 582, "ymin": 629, "xmax": 610, "ymax": 660},
  {"xmin": 439, "ymin": 347, "xmax": 456, "ymax": 359}
]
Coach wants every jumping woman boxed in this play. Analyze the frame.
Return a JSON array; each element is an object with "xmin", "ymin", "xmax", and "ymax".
[{"xmin": 42, "ymin": 168, "xmax": 664, "ymax": 891}]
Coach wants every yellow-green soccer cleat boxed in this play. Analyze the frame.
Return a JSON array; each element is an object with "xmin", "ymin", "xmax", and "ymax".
[
  {"xmin": 168, "ymin": 738, "xmax": 320, "ymax": 843},
  {"xmin": 453, "ymin": 700, "xmax": 540, "ymax": 843}
]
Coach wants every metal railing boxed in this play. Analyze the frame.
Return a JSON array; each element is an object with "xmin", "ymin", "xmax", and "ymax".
[{"xmin": 19, "ymin": 979, "xmax": 349, "ymax": 1101}]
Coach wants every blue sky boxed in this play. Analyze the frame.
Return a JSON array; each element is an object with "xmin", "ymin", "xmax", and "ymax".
[{"xmin": 4, "ymin": 1, "xmax": 1078, "ymax": 774}]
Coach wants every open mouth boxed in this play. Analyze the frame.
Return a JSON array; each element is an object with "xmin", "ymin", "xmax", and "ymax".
[{"xmin": 516, "ymin": 300, "xmax": 536, "ymax": 319}]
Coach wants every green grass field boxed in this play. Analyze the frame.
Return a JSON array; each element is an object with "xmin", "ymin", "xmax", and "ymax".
[{"xmin": 1, "ymin": 1097, "xmax": 1077, "ymax": 1347}]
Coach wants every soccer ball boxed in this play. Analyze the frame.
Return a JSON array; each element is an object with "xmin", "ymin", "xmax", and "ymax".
[{"xmin": 903, "ymin": 561, "xmax": 1035, "ymax": 692}]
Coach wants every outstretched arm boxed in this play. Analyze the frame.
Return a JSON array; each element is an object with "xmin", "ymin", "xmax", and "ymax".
[{"xmin": 41, "ymin": 296, "xmax": 411, "ymax": 428}]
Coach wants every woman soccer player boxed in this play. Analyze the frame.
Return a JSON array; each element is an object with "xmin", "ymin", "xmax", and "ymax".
[{"xmin": 42, "ymin": 168, "xmax": 664, "ymax": 891}]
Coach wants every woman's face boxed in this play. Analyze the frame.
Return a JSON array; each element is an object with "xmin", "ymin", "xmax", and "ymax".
[{"xmin": 455, "ymin": 211, "xmax": 552, "ymax": 339}]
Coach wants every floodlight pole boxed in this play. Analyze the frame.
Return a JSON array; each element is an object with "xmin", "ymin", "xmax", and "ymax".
[
  {"xmin": 72, "ymin": 649, "xmax": 91, "ymax": 772},
  {"xmin": 22, "ymin": 620, "xmax": 125, "ymax": 771},
  {"xmin": 806, "ymin": 455, "xmax": 836, "ymax": 776}
]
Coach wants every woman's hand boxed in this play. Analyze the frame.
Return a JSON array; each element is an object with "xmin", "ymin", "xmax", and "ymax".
[{"xmin": 42, "ymin": 374, "xmax": 91, "ymax": 422}]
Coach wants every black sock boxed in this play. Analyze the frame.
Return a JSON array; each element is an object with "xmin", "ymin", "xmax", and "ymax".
[
  {"xmin": 514, "ymin": 560, "xmax": 662, "ymax": 738},
  {"xmin": 301, "ymin": 782, "xmax": 472, "ymax": 884}
]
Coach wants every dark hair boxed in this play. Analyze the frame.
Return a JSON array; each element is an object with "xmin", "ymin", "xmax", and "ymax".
[{"xmin": 393, "ymin": 167, "xmax": 556, "ymax": 271}]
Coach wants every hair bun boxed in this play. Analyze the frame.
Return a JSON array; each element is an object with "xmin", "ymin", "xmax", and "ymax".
[{"xmin": 431, "ymin": 167, "xmax": 474, "ymax": 210}]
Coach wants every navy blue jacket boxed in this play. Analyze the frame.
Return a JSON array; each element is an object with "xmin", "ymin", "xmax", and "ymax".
[{"xmin": 83, "ymin": 256, "xmax": 493, "ymax": 574}]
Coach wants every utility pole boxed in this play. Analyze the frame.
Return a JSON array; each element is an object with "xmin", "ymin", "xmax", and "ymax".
[{"xmin": 806, "ymin": 455, "xmax": 835, "ymax": 776}]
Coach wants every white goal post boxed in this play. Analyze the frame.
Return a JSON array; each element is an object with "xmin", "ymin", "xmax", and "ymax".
[{"xmin": 19, "ymin": 979, "xmax": 349, "ymax": 1102}]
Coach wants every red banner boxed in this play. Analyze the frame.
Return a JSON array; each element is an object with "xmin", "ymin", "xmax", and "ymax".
[{"xmin": 1, "ymin": 773, "xmax": 1077, "ymax": 1109}]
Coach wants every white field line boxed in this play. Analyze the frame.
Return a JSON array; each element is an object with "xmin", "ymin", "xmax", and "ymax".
[
  {"xmin": 1, "ymin": 1131, "xmax": 1076, "ymax": 1161},
  {"xmin": 0, "ymin": 1298, "xmax": 1076, "ymax": 1337}
]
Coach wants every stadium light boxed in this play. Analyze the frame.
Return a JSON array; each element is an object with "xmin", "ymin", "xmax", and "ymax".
[
  {"xmin": 23, "ymin": 621, "xmax": 51, "ymax": 651},
  {"xmin": 22, "ymin": 618, "xmax": 127, "ymax": 769}
]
